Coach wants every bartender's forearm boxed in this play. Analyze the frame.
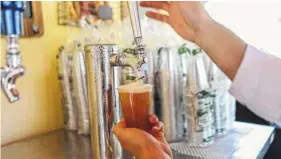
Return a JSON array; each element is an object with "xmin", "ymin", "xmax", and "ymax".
[
  {"xmin": 195, "ymin": 16, "xmax": 281, "ymax": 126},
  {"xmin": 194, "ymin": 16, "xmax": 247, "ymax": 80}
]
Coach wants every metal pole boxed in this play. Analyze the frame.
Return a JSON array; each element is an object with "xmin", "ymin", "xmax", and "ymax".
[{"xmin": 85, "ymin": 44, "xmax": 122, "ymax": 159}]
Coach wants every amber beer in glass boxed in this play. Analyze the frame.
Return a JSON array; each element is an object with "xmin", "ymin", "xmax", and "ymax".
[{"xmin": 118, "ymin": 83, "xmax": 152, "ymax": 131}]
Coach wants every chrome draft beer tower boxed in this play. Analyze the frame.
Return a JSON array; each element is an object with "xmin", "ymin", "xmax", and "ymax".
[
  {"xmin": 1, "ymin": 1, "xmax": 25, "ymax": 103},
  {"xmin": 85, "ymin": 2, "xmax": 147, "ymax": 159}
]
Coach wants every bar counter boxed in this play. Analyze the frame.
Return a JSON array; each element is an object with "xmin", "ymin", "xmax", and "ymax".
[{"xmin": 2, "ymin": 122, "xmax": 275, "ymax": 159}]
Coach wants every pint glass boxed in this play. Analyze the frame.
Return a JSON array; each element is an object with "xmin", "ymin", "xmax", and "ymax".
[{"xmin": 118, "ymin": 83, "xmax": 153, "ymax": 131}]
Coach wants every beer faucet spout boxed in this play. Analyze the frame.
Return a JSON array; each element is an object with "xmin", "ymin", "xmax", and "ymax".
[
  {"xmin": 1, "ymin": 1, "xmax": 25, "ymax": 103},
  {"xmin": 1, "ymin": 66, "xmax": 25, "ymax": 103},
  {"xmin": 1, "ymin": 35, "xmax": 25, "ymax": 103},
  {"xmin": 109, "ymin": 48, "xmax": 147, "ymax": 71}
]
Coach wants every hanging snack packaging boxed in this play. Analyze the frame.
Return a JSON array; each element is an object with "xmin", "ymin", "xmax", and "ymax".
[
  {"xmin": 71, "ymin": 41, "xmax": 90, "ymax": 134},
  {"xmin": 185, "ymin": 44, "xmax": 215, "ymax": 147},
  {"xmin": 57, "ymin": 44, "xmax": 78, "ymax": 131}
]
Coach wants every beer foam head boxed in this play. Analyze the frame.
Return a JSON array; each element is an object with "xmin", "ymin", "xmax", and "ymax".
[{"xmin": 118, "ymin": 83, "xmax": 152, "ymax": 93}]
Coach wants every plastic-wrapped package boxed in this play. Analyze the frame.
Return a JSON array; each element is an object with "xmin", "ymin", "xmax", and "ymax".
[
  {"xmin": 185, "ymin": 45, "xmax": 215, "ymax": 147},
  {"xmin": 203, "ymin": 52, "xmax": 236, "ymax": 135},
  {"xmin": 209, "ymin": 61, "xmax": 229, "ymax": 136},
  {"xmin": 218, "ymin": 72, "xmax": 236, "ymax": 132},
  {"xmin": 173, "ymin": 46, "xmax": 187, "ymax": 139},
  {"xmin": 57, "ymin": 44, "xmax": 77, "ymax": 131},
  {"xmin": 178, "ymin": 44, "xmax": 191, "ymax": 137},
  {"xmin": 72, "ymin": 41, "xmax": 90, "ymax": 135},
  {"xmin": 153, "ymin": 47, "xmax": 183, "ymax": 142}
]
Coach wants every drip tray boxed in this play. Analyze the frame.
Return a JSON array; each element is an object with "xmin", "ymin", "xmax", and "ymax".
[{"xmin": 170, "ymin": 122, "xmax": 275, "ymax": 159}]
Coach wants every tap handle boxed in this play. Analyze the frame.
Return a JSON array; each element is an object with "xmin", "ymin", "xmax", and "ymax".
[
  {"xmin": 1, "ymin": 1, "xmax": 13, "ymax": 35},
  {"xmin": 14, "ymin": 1, "xmax": 25, "ymax": 35},
  {"xmin": 127, "ymin": 1, "xmax": 142, "ymax": 45},
  {"xmin": 1, "ymin": 1, "xmax": 25, "ymax": 36}
]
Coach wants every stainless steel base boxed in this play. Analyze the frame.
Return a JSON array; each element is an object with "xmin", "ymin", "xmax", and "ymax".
[{"xmin": 2, "ymin": 122, "xmax": 274, "ymax": 159}]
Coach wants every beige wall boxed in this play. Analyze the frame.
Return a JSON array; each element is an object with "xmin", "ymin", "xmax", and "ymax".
[
  {"xmin": 1, "ymin": 2, "xmax": 81, "ymax": 145},
  {"xmin": 1, "ymin": 1, "xmax": 122, "ymax": 145}
]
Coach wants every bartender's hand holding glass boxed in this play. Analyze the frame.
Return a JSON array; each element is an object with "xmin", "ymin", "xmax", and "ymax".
[
  {"xmin": 113, "ymin": 115, "xmax": 172, "ymax": 159},
  {"xmin": 115, "ymin": 83, "xmax": 172, "ymax": 159}
]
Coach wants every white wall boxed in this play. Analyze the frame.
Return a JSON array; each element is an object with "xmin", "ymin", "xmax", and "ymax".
[{"xmin": 205, "ymin": 1, "xmax": 281, "ymax": 58}]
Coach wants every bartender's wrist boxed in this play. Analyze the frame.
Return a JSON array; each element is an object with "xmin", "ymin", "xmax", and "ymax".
[{"xmin": 193, "ymin": 14, "xmax": 214, "ymax": 46}]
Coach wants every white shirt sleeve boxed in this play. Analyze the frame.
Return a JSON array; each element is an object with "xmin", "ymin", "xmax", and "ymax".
[{"xmin": 229, "ymin": 45, "xmax": 281, "ymax": 127}]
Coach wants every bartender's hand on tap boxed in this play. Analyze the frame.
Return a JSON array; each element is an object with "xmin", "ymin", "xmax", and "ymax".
[{"xmin": 113, "ymin": 115, "xmax": 172, "ymax": 159}]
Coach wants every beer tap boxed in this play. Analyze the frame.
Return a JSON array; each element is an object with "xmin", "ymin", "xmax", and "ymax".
[
  {"xmin": 109, "ymin": 1, "xmax": 147, "ymax": 73},
  {"xmin": 1, "ymin": 1, "xmax": 25, "ymax": 103}
]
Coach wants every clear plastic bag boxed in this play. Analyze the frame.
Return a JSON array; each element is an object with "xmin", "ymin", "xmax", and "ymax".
[
  {"xmin": 57, "ymin": 44, "xmax": 77, "ymax": 131},
  {"xmin": 203, "ymin": 52, "xmax": 236, "ymax": 135},
  {"xmin": 71, "ymin": 41, "xmax": 90, "ymax": 135},
  {"xmin": 185, "ymin": 51, "xmax": 215, "ymax": 147}
]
